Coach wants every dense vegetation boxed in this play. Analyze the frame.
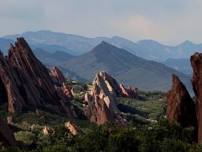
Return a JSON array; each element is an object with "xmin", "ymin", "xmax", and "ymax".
[
  {"xmin": 1, "ymin": 120, "xmax": 201, "ymax": 152},
  {"xmin": 0, "ymin": 88, "xmax": 199, "ymax": 152}
]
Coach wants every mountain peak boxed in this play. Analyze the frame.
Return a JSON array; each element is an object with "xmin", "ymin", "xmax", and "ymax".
[
  {"xmin": 91, "ymin": 41, "xmax": 119, "ymax": 53},
  {"xmin": 179, "ymin": 40, "xmax": 195, "ymax": 46},
  {"xmin": 100, "ymin": 41, "xmax": 112, "ymax": 46}
]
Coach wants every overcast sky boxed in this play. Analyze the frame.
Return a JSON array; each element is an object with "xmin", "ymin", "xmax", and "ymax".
[{"xmin": 0, "ymin": 0, "xmax": 202, "ymax": 44}]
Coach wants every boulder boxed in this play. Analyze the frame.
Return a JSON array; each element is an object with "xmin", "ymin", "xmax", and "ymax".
[{"xmin": 64, "ymin": 121, "xmax": 80, "ymax": 136}]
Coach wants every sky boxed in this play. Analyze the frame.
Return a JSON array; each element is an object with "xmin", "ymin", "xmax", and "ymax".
[{"xmin": 0, "ymin": 0, "xmax": 202, "ymax": 44}]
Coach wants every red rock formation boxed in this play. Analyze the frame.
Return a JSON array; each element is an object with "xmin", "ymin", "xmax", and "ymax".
[
  {"xmin": 191, "ymin": 53, "xmax": 202, "ymax": 143},
  {"xmin": 50, "ymin": 66, "xmax": 73, "ymax": 100},
  {"xmin": 0, "ymin": 51, "xmax": 25, "ymax": 113},
  {"xmin": 84, "ymin": 72, "xmax": 126, "ymax": 125},
  {"xmin": 0, "ymin": 38, "xmax": 75, "ymax": 118},
  {"xmin": 64, "ymin": 121, "xmax": 80, "ymax": 136},
  {"xmin": 166, "ymin": 74, "xmax": 196, "ymax": 127},
  {"xmin": 93, "ymin": 72, "xmax": 122, "ymax": 97},
  {"xmin": 119, "ymin": 84, "xmax": 138, "ymax": 98},
  {"xmin": 50, "ymin": 66, "xmax": 66, "ymax": 85},
  {"xmin": 92, "ymin": 71, "xmax": 138, "ymax": 98},
  {"xmin": 8, "ymin": 38, "xmax": 59, "ymax": 106},
  {"xmin": 61, "ymin": 83, "xmax": 73, "ymax": 99},
  {"xmin": 0, "ymin": 118, "xmax": 18, "ymax": 146}
]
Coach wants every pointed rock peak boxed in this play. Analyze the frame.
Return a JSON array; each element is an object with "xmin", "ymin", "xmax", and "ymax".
[
  {"xmin": 9, "ymin": 37, "xmax": 30, "ymax": 51},
  {"xmin": 0, "ymin": 38, "xmax": 76, "ymax": 118},
  {"xmin": 170, "ymin": 74, "xmax": 190, "ymax": 96},
  {"xmin": 84, "ymin": 71, "xmax": 137, "ymax": 125},
  {"xmin": 172, "ymin": 74, "xmax": 182, "ymax": 85},
  {"xmin": 96, "ymin": 71, "xmax": 112, "ymax": 80},
  {"xmin": 7, "ymin": 37, "xmax": 35, "ymax": 61}
]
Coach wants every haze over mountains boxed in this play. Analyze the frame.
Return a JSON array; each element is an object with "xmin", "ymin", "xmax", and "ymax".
[
  {"xmin": 0, "ymin": 30, "xmax": 198, "ymax": 91},
  {"xmin": 62, "ymin": 41, "xmax": 191, "ymax": 91},
  {"xmin": 3, "ymin": 30, "xmax": 202, "ymax": 61}
]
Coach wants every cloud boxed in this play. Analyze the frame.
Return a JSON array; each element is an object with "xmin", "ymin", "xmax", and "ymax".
[{"xmin": 0, "ymin": 0, "xmax": 202, "ymax": 44}]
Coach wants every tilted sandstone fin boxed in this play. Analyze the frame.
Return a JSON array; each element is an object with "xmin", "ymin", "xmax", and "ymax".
[
  {"xmin": 84, "ymin": 71, "xmax": 127, "ymax": 125},
  {"xmin": 191, "ymin": 53, "xmax": 202, "ymax": 143},
  {"xmin": 0, "ymin": 38, "xmax": 76, "ymax": 118},
  {"xmin": 167, "ymin": 74, "xmax": 196, "ymax": 128}
]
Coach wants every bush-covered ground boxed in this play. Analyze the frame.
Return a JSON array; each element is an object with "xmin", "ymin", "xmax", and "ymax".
[
  {"xmin": 0, "ymin": 90, "xmax": 199, "ymax": 152},
  {"xmin": 1, "ymin": 120, "xmax": 201, "ymax": 152}
]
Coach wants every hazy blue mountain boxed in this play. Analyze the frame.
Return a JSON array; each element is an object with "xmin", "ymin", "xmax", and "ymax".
[
  {"xmin": 4, "ymin": 30, "xmax": 95, "ymax": 55},
  {"xmin": 62, "ymin": 42, "xmax": 192, "ymax": 92},
  {"xmin": 31, "ymin": 43, "xmax": 74, "ymax": 54},
  {"xmin": 33, "ymin": 48, "xmax": 74, "ymax": 65},
  {"xmin": 163, "ymin": 58, "xmax": 192, "ymax": 75},
  {"xmin": 4, "ymin": 30, "xmax": 202, "ymax": 62}
]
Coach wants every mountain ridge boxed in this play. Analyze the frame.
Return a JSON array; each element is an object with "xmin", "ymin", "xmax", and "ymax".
[
  {"xmin": 62, "ymin": 41, "xmax": 192, "ymax": 92},
  {"xmin": 3, "ymin": 30, "xmax": 202, "ymax": 61}
]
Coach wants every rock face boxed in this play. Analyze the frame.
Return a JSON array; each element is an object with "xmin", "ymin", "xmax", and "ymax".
[
  {"xmin": 84, "ymin": 72, "xmax": 128, "ymax": 125},
  {"xmin": 50, "ymin": 66, "xmax": 73, "ymax": 100},
  {"xmin": 91, "ymin": 71, "xmax": 138, "ymax": 98},
  {"xmin": 64, "ymin": 121, "xmax": 80, "ymax": 136},
  {"xmin": 50, "ymin": 66, "xmax": 66, "ymax": 85},
  {"xmin": 119, "ymin": 84, "xmax": 138, "ymax": 98},
  {"xmin": 0, "ymin": 118, "xmax": 18, "ymax": 146},
  {"xmin": 42, "ymin": 125, "xmax": 53, "ymax": 135},
  {"xmin": 191, "ymin": 53, "xmax": 202, "ymax": 143},
  {"xmin": 0, "ymin": 37, "xmax": 75, "ymax": 117},
  {"xmin": 166, "ymin": 53, "xmax": 202, "ymax": 143},
  {"xmin": 166, "ymin": 74, "xmax": 196, "ymax": 127}
]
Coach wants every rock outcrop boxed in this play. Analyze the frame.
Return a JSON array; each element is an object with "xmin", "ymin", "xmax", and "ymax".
[
  {"xmin": 191, "ymin": 53, "xmax": 202, "ymax": 143},
  {"xmin": 42, "ymin": 125, "xmax": 53, "ymax": 135},
  {"xmin": 0, "ymin": 37, "xmax": 75, "ymax": 118},
  {"xmin": 91, "ymin": 72, "xmax": 137, "ymax": 98},
  {"xmin": 50, "ymin": 66, "xmax": 66, "ymax": 85},
  {"xmin": 119, "ymin": 84, "xmax": 138, "ymax": 98},
  {"xmin": 64, "ymin": 121, "xmax": 80, "ymax": 136},
  {"xmin": 50, "ymin": 67, "xmax": 73, "ymax": 100},
  {"xmin": 166, "ymin": 74, "xmax": 196, "ymax": 127},
  {"xmin": 166, "ymin": 53, "xmax": 202, "ymax": 143},
  {"xmin": 84, "ymin": 72, "xmax": 127, "ymax": 125},
  {"xmin": 0, "ymin": 118, "xmax": 18, "ymax": 146}
]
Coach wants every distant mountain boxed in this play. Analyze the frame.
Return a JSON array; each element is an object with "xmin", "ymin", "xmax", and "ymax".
[
  {"xmin": 4, "ymin": 30, "xmax": 93, "ymax": 55},
  {"xmin": 4, "ymin": 30, "xmax": 202, "ymax": 61},
  {"xmin": 163, "ymin": 58, "xmax": 192, "ymax": 75},
  {"xmin": 0, "ymin": 37, "xmax": 75, "ymax": 66},
  {"xmin": 62, "ymin": 41, "xmax": 192, "ymax": 92},
  {"xmin": 33, "ymin": 48, "xmax": 74, "ymax": 66}
]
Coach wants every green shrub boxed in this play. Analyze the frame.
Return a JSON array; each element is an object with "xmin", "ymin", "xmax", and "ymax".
[{"xmin": 15, "ymin": 131, "xmax": 36, "ymax": 145}]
